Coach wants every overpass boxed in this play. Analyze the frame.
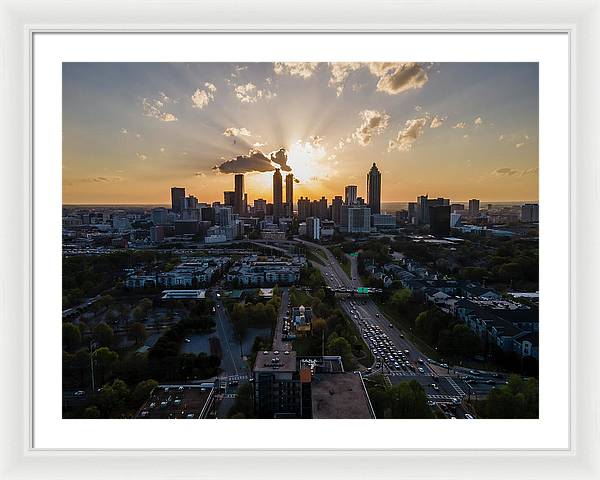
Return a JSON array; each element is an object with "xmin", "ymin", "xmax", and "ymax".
[{"xmin": 325, "ymin": 286, "xmax": 382, "ymax": 297}]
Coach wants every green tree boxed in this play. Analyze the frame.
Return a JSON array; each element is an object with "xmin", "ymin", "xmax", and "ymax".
[
  {"xmin": 390, "ymin": 288, "xmax": 412, "ymax": 313},
  {"xmin": 63, "ymin": 322, "xmax": 82, "ymax": 352},
  {"xmin": 327, "ymin": 335, "xmax": 353, "ymax": 369},
  {"xmin": 128, "ymin": 322, "xmax": 148, "ymax": 346},
  {"xmin": 93, "ymin": 347, "xmax": 119, "ymax": 384},
  {"xmin": 82, "ymin": 405, "xmax": 101, "ymax": 419},
  {"xmin": 93, "ymin": 322, "xmax": 114, "ymax": 347},
  {"xmin": 312, "ymin": 318, "xmax": 327, "ymax": 336},
  {"xmin": 131, "ymin": 379, "xmax": 158, "ymax": 408},
  {"xmin": 131, "ymin": 306, "xmax": 145, "ymax": 324}
]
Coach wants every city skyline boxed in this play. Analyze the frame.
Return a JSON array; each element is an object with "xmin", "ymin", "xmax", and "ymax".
[{"xmin": 63, "ymin": 62, "xmax": 539, "ymax": 204}]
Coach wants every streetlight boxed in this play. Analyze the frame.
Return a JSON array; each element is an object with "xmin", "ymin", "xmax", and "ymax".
[{"xmin": 89, "ymin": 340, "xmax": 99, "ymax": 394}]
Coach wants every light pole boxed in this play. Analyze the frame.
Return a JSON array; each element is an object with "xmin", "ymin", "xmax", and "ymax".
[{"xmin": 89, "ymin": 340, "xmax": 98, "ymax": 394}]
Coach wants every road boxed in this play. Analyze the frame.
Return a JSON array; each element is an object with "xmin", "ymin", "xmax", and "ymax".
[
  {"xmin": 272, "ymin": 288, "xmax": 292, "ymax": 351},
  {"xmin": 211, "ymin": 292, "xmax": 248, "ymax": 377},
  {"xmin": 294, "ymin": 238, "xmax": 486, "ymax": 416}
]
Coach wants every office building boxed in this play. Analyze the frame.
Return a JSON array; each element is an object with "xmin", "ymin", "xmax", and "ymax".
[
  {"xmin": 285, "ymin": 173, "xmax": 294, "ymax": 216},
  {"xmin": 344, "ymin": 185, "xmax": 358, "ymax": 205},
  {"xmin": 214, "ymin": 205, "xmax": 233, "ymax": 227},
  {"xmin": 429, "ymin": 205, "xmax": 451, "ymax": 236},
  {"xmin": 468, "ymin": 199, "xmax": 480, "ymax": 217},
  {"xmin": 234, "ymin": 174, "xmax": 244, "ymax": 215},
  {"xmin": 407, "ymin": 202, "xmax": 417, "ymax": 223},
  {"xmin": 273, "ymin": 168, "xmax": 283, "ymax": 221},
  {"xmin": 170, "ymin": 187, "xmax": 185, "ymax": 213},
  {"xmin": 417, "ymin": 195, "xmax": 450, "ymax": 224},
  {"xmin": 372, "ymin": 213, "xmax": 396, "ymax": 230},
  {"xmin": 366, "ymin": 162, "xmax": 382, "ymax": 214},
  {"xmin": 253, "ymin": 198, "xmax": 267, "ymax": 216},
  {"xmin": 340, "ymin": 205, "xmax": 371, "ymax": 233},
  {"xmin": 451, "ymin": 204, "xmax": 465, "ymax": 212},
  {"xmin": 317, "ymin": 197, "xmax": 328, "ymax": 220},
  {"xmin": 151, "ymin": 207, "xmax": 168, "ymax": 225},
  {"xmin": 306, "ymin": 217, "xmax": 321, "ymax": 241},
  {"xmin": 224, "ymin": 191, "xmax": 235, "ymax": 207},
  {"xmin": 331, "ymin": 196, "xmax": 343, "ymax": 225},
  {"xmin": 521, "ymin": 203, "xmax": 539, "ymax": 223},
  {"xmin": 183, "ymin": 195, "xmax": 198, "ymax": 210},
  {"xmin": 298, "ymin": 196, "xmax": 311, "ymax": 222}
]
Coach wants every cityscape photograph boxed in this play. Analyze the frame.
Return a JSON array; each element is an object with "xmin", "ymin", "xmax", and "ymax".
[{"xmin": 62, "ymin": 62, "xmax": 539, "ymax": 420}]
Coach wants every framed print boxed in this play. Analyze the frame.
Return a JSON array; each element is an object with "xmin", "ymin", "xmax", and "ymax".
[{"xmin": 0, "ymin": 0, "xmax": 599, "ymax": 479}]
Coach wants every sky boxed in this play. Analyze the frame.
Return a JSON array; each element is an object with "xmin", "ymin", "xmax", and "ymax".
[{"xmin": 62, "ymin": 62, "xmax": 539, "ymax": 205}]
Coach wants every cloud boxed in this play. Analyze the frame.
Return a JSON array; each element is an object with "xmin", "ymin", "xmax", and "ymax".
[
  {"xmin": 274, "ymin": 62, "xmax": 319, "ymax": 78},
  {"xmin": 194, "ymin": 172, "xmax": 207, "ymax": 178},
  {"xmin": 191, "ymin": 83, "xmax": 216, "ymax": 109},
  {"xmin": 369, "ymin": 62, "xmax": 429, "ymax": 95},
  {"xmin": 388, "ymin": 117, "xmax": 428, "ymax": 152},
  {"xmin": 120, "ymin": 128, "xmax": 128, "ymax": 134},
  {"xmin": 86, "ymin": 176, "xmax": 122, "ymax": 183},
  {"xmin": 309, "ymin": 135, "xmax": 324, "ymax": 147},
  {"xmin": 160, "ymin": 147, "xmax": 166, "ymax": 153},
  {"xmin": 493, "ymin": 167, "xmax": 519, "ymax": 176},
  {"xmin": 474, "ymin": 116, "xmax": 483, "ymax": 125},
  {"xmin": 142, "ymin": 95, "xmax": 178, "ymax": 122},
  {"xmin": 223, "ymin": 127, "xmax": 252, "ymax": 137},
  {"xmin": 252, "ymin": 141, "xmax": 267, "ymax": 148},
  {"xmin": 430, "ymin": 115, "xmax": 446, "ymax": 128},
  {"xmin": 136, "ymin": 152, "xmax": 147, "ymax": 161},
  {"xmin": 213, "ymin": 148, "xmax": 290, "ymax": 174},
  {"xmin": 352, "ymin": 109, "xmax": 390, "ymax": 146},
  {"xmin": 453, "ymin": 122, "xmax": 467, "ymax": 129},
  {"xmin": 135, "ymin": 133, "xmax": 141, "ymax": 139},
  {"xmin": 499, "ymin": 133, "xmax": 532, "ymax": 148},
  {"xmin": 521, "ymin": 167, "xmax": 539, "ymax": 176},
  {"xmin": 415, "ymin": 105, "xmax": 423, "ymax": 112},
  {"xmin": 233, "ymin": 82, "xmax": 275, "ymax": 103},
  {"xmin": 328, "ymin": 62, "xmax": 362, "ymax": 96}
]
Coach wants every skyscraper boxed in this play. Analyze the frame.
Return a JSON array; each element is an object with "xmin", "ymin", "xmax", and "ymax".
[
  {"xmin": 429, "ymin": 205, "xmax": 451, "ymax": 236},
  {"xmin": 273, "ymin": 168, "xmax": 283, "ymax": 221},
  {"xmin": 170, "ymin": 187, "xmax": 185, "ymax": 214},
  {"xmin": 298, "ymin": 197, "xmax": 311, "ymax": 222},
  {"xmin": 521, "ymin": 203, "xmax": 539, "ymax": 223},
  {"xmin": 468, "ymin": 199, "xmax": 480, "ymax": 217},
  {"xmin": 223, "ymin": 191, "xmax": 235, "ymax": 207},
  {"xmin": 285, "ymin": 173, "xmax": 294, "ymax": 216},
  {"xmin": 234, "ymin": 174, "xmax": 244, "ymax": 215},
  {"xmin": 318, "ymin": 197, "xmax": 328, "ymax": 220},
  {"xmin": 366, "ymin": 162, "xmax": 382, "ymax": 214},
  {"xmin": 331, "ymin": 196, "xmax": 343, "ymax": 225},
  {"xmin": 344, "ymin": 185, "xmax": 358, "ymax": 205}
]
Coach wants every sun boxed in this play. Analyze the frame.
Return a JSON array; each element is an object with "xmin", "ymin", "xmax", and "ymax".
[{"xmin": 287, "ymin": 140, "xmax": 327, "ymax": 182}]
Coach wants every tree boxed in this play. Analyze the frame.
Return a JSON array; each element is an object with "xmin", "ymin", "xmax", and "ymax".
[
  {"xmin": 312, "ymin": 318, "xmax": 327, "ymax": 336},
  {"xmin": 98, "ymin": 378, "xmax": 130, "ymax": 417},
  {"xmin": 327, "ymin": 335, "xmax": 353, "ymax": 369},
  {"xmin": 128, "ymin": 322, "xmax": 148, "ymax": 346},
  {"xmin": 390, "ymin": 288, "xmax": 412, "ymax": 313},
  {"xmin": 131, "ymin": 306, "xmax": 145, "ymax": 324},
  {"xmin": 93, "ymin": 347, "xmax": 119, "ymax": 384},
  {"xmin": 62, "ymin": 322, "xmax": 81, "ymax": 352},
  {"xmin": 82, "ymin": 405, "xmax": 101, "ymax": 419},
  {"xmin": 93, "ymin": 322, "xmax": 114, "ymax": 347},
  {"xmin": 131, "ymin": 379, "xmax": 158, "ymax": 408},
  {"xmin": 138, "ymin": 298, "xmax": 153, "ymax": 313}
]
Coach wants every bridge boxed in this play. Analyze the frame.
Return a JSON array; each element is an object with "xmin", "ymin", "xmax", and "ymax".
[{"xmin": 325, "ymin": 286, "xmax": 382, "ymax": 296}]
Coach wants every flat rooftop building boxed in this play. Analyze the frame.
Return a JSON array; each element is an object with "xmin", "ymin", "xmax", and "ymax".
[
  {"xmin": 136, "ymin": 383, "xmax": 215, "ymax": 419},
  {"xmin": 311, "ymin": 372, "xmax": 375, "ymax": 419}
]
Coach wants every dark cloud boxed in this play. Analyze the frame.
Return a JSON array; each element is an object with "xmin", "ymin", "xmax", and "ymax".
[
  {"xmin": 270, "ymin": 148, "xmax": 291, "ymax": 172},
  {"xmin": 493, "ymin": 167, "xmax": 519, "ymax": 176},
  {"xmin": 213, "ymin": 148, "xmax": 290, "ymax": 174}
]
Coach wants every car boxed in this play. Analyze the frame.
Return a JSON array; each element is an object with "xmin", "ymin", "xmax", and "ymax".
[
  {"xmin": 451, "ymin": 397, "xmax": 461, "ymax": 405},
  {"xmin": 427, "ymin": 401, "xmax": 436, "ymax": 407},
  {"xmin": 376, "ymin": 313, "xmax": 380, "ymax": 317},
  {"xmin": 404, "ymin": 349, "xmax": 410, "ymax": 355},
  {"xmin": 469, "ymin": 370, "xmax": 479, "ymax": 376},
  {"xmin": 417, "ymin": 358, "xmax": 424, "ymax": 364},
  {"xmin": 440, "ymin": 363, "xmax": 448, "ymax": 369},
  {"xmin": 418, "ymin": 367, "xmax": 425, "ymax": 373},
  {"xmin": 184, "ymin": 338, "xmax": 191, "ymax": 343},
  {"xmin": 74, "ymin": 390, "xmax": 86, "ymax": 396},
  {"xmin": 431, "ymin": 384, "xmax": 439, "ymax": 391},
  {"xmin": 388, "ymin": 323, "xmax": 393, "ymax": 328},
  {"xmin": 486, "ymin": 379, "xmax": 495, "ymax": 385},
  {"xmin": 367, "ymin": 367, "xmax": 372, "ymax": 372}
]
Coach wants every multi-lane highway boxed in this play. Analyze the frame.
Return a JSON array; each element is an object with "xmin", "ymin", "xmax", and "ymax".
[{"xmin": 294, "ymin": 238, "xmax": 489, "ymax": 417}]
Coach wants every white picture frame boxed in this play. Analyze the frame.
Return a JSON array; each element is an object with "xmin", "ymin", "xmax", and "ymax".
[{"xmin": 1, "ymin": 0, "xmax": 598, "ymax": 478}]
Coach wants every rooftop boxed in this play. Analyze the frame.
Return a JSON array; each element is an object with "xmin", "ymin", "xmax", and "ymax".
[
  {"xmin": 254, "ymin": 350, "xmax": 297, "ymax": 373},
  {"xmin": 311, "ymin": 373, "xmax": 374, "ymax": 419},
  {"xmin": 161, "ymin": 289, "xmax": 206, "ymax": 300},
  {"xmin": 136, "ymin": 383, "xmax": 214, "ymax": 419}
]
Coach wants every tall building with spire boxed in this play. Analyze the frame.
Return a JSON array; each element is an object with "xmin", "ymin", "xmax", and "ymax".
[
  {"xmin": 285, "ymin": 173, "xmax": 294, "ymax": 216},
  {"xmin": 234, "ymin": 174, "xmax": 244, "ymax": 215},
  {"xmin": 366, "ymin": 162, "xmax": 381, "ymax": 214},
  {"xmin": 273, "ymin": 168, "xmax": 283, "ymax": 221}
]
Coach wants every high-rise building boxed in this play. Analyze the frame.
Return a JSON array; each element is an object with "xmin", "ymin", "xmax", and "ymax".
[
  {"xmin": 429, "ymin": 205, "xmax": 451, "ymax": 236},
  {"xmin": 224, "ymin": 191, "xmax": 235, "ymax": 207},
  {"xmin": 151, "ymin": 207, "xmax": 168, "ymax": 225},
  {"xmin": 468, "ymin": 199, "xmax": 480, "ymax": 217},
  {"xmin": 214, "ymin": 205, "xmax": 233, "ymax": 226},
  {"xmin": 306, "ymin": 217, "xmax": 321, "ymax": 241},
  {"xmin": 234, "ymin": 174, "xmax": 244, "ymax": 215},
  {"xmin": 253, "ymin": 198, "xmax": 267, "ymax": 216},
  {"xmin": 340, "ymin": 205, "xmax": 371, "ymax": 233},
  {"xmin": 366, "ymin": 162, "xmax": 382, "ymax": 214},
  {"xmin": 344, "ymin": 185, "xmax": 358, "ymax": 205},
  {"xmin": 183, "ymin": 195, "xmax": 198, "ymax": 210},
  {"xmin": 521, "ymin": 203, "xmax": 539, "ymax": 223},
  {"xmin": 317, "ymin": 197, "xmax": 328, "ymax": 220},
  {"xmin": 273, "ymin": 168, "xmax": 283, "ymax": 221},
  {"xmin": 285, "ymin": 173, "xmax": 294, "ymax": 216},
  {"xmin": 331, "ymin": 196, "xmax": 343, "ymax": 225},
  {"xmin": 451, "ymin": 204, "xmax": 465, "ymax": 212},
  {"xmin": 298, "ymin": 197, "xmax": 311, "ymax": 222},
  {"xmin": 417, "ymin": 195, "xmax": 450, "ymax": 224},
  {"xmin": 170, "ymin": 187, "xmax": 185, "ymax": 213},
  {"xmin": 407, "ymin": 202, "xmax": 417, "ymax": 224}
]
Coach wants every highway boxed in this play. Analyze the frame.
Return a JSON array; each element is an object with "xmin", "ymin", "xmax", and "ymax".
[{"xmin": 294, "ymin": 238, "xmax": 488, "ymax": 417}]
